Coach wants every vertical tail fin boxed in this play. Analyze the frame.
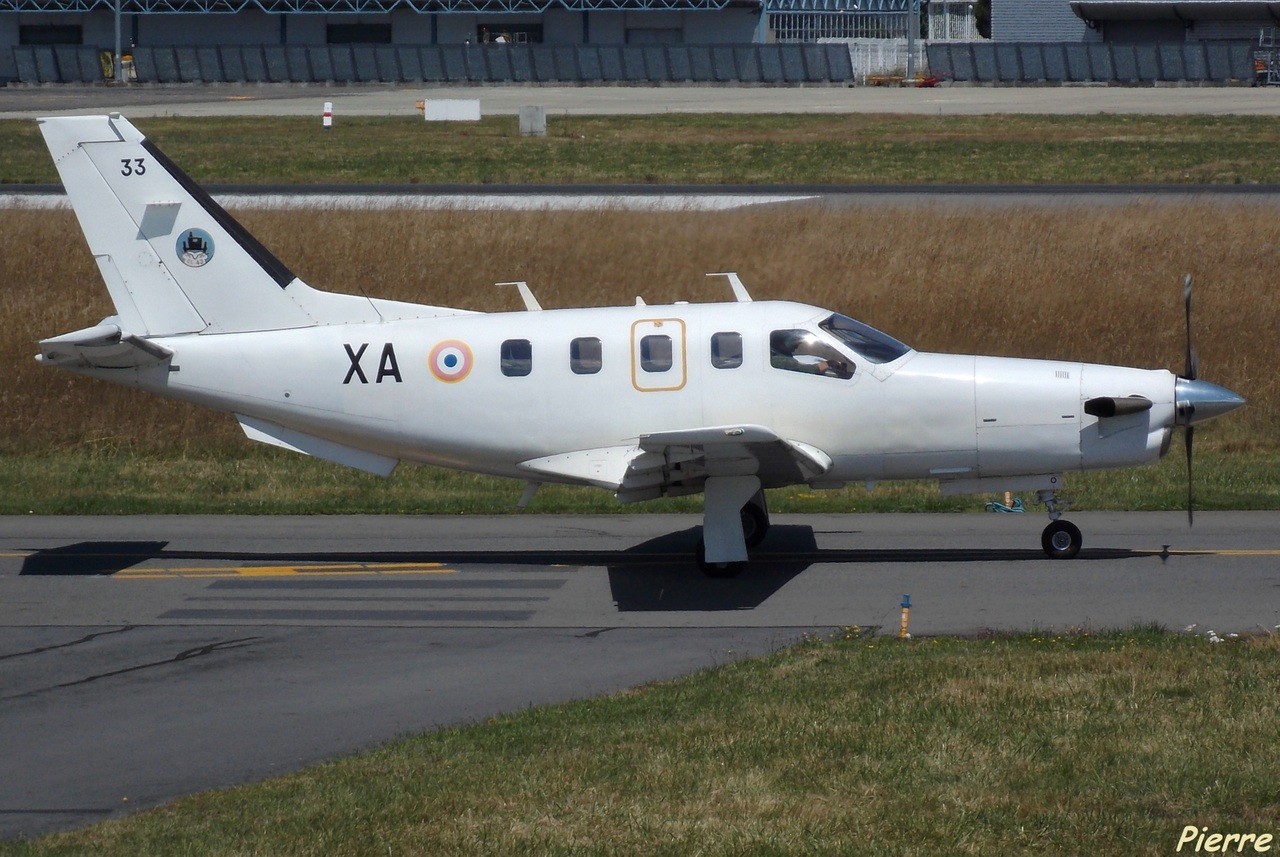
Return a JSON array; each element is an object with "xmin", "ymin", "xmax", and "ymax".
[{"xmin": 39, "ymin": 114, "xmax": 316, "ymax": 335}]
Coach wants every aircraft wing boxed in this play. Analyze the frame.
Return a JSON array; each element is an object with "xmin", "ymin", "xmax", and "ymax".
[
  {"xmin": 37, "ymin": 322, "xmax": 172, "ymax": 370},
  {"xmin": 518, "ymin": 424, "xmax": 832, "ymax": 504}
]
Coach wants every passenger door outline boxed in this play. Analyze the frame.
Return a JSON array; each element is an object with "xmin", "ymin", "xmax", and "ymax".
[{"xmin": 630, "ymin": 318, "xmax": 687, "ymax": 392}]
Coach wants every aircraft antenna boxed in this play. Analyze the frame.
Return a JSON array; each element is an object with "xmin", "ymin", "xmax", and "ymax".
[
  {"xmin": 356, "ymin": 284, "xmax": 384, "ymax": 323},
  {"xmin": 517, "ymin": 481, "xmax": 541, "ymax": 508},
  {"xmin": 707, "ymin": 272, "xmax": 752, "ymax": 302},
  {"xmin": 497, "ymin": 281, "xmax": 542, "ymax": 312}
]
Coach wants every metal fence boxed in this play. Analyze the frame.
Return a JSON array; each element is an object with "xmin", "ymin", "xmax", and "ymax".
[
  {"xmin": 824, "ymin": 37, "xmax": 924, "ymax": 82},
  {"xmin": 1, "ymin": 42, "xmax": 857, "ymax": 84},
  {"xmin": 769, "ymin": 11, "xmax": 908, "ymax": 42},
  {"xmin": 926, "ymin": 41, "xmax": 1254, "ymax": 84}
]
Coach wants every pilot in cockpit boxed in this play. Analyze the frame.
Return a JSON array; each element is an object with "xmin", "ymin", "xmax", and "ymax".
[{"xmin": 770, "ymin": 330, "xmax": 853, "ymax": 379}]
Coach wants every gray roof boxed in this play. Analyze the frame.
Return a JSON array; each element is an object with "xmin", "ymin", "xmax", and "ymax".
[{"xmin": 1071, "ymin": 0, "xmax": 1280, "ymax": 20}]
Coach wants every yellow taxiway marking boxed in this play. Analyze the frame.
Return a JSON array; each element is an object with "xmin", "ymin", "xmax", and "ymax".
[
  {"xmin": 1147, "ymin": 549, "xmax": 1280, "ymax": 557},
  {"xmin": 115, "ymin": 562, "xmax": 454, "ymax": 579}
]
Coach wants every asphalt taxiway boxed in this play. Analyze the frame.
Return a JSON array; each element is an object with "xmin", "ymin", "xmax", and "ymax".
[
  {"xmin": 2, "ymin": 512, "xmax": 1278, "ymax": 839},
  {"xmin": 4, "ymin": 83, "xmax": 1280, "ymax": 119}
]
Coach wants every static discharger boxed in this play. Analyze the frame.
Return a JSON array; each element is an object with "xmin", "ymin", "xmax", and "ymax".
[
  {"xmin": 899, "ymin": 594, "xmax": 911, "ymax": 639},
  {"xmin": 322, "ymin": 102, "xmax": 333, "ymax": 131}
]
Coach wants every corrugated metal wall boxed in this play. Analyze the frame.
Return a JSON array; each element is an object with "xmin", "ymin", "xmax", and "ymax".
[{"xmin": 992, "ymin": 0, "xmax": 1093, "ymax": 42}]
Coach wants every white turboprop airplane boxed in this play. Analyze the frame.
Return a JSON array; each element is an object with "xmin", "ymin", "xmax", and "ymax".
[{"xmin": 36, "ymin": 114, "xmax": 1245, "ymax": 573}]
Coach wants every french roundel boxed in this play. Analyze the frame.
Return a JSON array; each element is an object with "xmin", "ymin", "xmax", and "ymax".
[{"xmin": 429, "ymin": 340, "xmax": 473, "ymax": 383}]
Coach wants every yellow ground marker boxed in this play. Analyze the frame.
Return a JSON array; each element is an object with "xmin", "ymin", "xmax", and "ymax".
[
  {"xmin": 1153, "ymin": 549, "xmax": 1280, "ymax": 557},
  {"xmin": 114, "ymin": 562, "xmax": 454, "ymax": 579}
]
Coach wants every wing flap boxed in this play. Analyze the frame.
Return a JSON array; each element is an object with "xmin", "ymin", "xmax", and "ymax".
[
  {"xmin": 518, "ymin": 446, "xmax": 639, "ymax": 490},
  {"xmin": 641, "ymin": 425, "xmax": 832, "ymax": 484},
  {"xmin": 520, "ymin": 424, "xmax": 833, "ymax": 504}
]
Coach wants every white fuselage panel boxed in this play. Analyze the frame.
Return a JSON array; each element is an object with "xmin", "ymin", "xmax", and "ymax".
[{"xmin": 83, "ymin": 300, "xmax": 1178, "ymax": 487}]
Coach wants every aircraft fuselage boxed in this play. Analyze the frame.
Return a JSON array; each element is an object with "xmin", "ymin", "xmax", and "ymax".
[{"xmin": 90, "ymin": 300, "xmax": 1176, "ymax": 491}]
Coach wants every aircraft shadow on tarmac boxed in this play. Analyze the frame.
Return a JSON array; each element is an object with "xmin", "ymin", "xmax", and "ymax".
[
  {"xmin": 18, "ymin": 528, "xmax": 1153, "ymax": 612},
  {"xmin": 602, "ymin": 526, "xmax": 1154, "ymax": 611},
  {"xmin": 19, "ymin": 541, "xmax": 171, "ymax": 577}
]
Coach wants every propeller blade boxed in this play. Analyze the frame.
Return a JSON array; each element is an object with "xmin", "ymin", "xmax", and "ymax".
[
  {"xmin": 1183, "ymin": 273, "xmax": 1197, "ymax": 380},
  {"xmin": 1185, "ymin": 423, "xmax": 1195, "ymax": 527}
]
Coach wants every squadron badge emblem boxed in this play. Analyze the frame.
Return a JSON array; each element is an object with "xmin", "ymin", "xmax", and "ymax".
[{"xmin": 177, "ymin": 228, "xmax": 214, "ymax": 268}]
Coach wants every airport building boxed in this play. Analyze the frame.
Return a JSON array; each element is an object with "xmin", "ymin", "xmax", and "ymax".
[
  {"xmin": 925, "ymin": 0, "xmax": 1275, "ymax": 83},
  {"xmin": 2, "ymin": 0, "xmax": 1270, "ymax": 83},
  {"xmin": 994, "ymin": 0, "xmax": 1280, "ymax": 43},
  {"xmin": 0, "ymin": 0, "xmax": 916, "ymax": 49},
  {"xmin": 1, "ymin": 0, "xmax": 940, "ymax": 83}
]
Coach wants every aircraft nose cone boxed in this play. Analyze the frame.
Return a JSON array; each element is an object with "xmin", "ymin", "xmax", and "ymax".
[{"xmin": 1175, "ymin": 378, "xmax": 1246, "ymax": 425}]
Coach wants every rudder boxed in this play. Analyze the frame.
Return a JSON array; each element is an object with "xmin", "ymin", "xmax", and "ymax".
[{"xmin": 39, "ymin": 114, "xmax": 317, "ymax": 335}]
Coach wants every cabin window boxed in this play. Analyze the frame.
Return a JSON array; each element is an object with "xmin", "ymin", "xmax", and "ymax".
[
  {"xmin": 769, "ymin": 329, "xmax": 854, "ymax": 380},
  {"xmin": 640, "ymin": 335, "xmax": 673, "ymax": 373},
  {"xmin": 711, "ymin": 331, "xmax": 743, "ymax": 369},
  {"xmin": 570, "ymin": 337, "xmax": 602, "ymax": 375},
  {"xmin": 501, "ymin": 339, "xmax": 532, "ymax": 377}
]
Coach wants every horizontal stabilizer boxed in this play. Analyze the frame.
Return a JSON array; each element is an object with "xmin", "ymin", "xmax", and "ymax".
[
  {"xmin": 237, "ymin": 414, "xmax": 398, "ymax": 477},
  {"xmin": 37, "ymin": 322, "xmax": 172, "ymax": 369}
]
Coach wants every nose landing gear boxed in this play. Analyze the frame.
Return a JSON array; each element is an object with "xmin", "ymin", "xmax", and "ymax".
[
  {"xmin": 1041, "ymin": 519, "xmax": 1083, "ymax": 559},
  {"xmin": 1037, "ymin": 488, "xmax": 1082, "ymax": 559}
]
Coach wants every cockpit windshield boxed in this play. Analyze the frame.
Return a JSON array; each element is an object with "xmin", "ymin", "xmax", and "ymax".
[{"xmin": 819, "ymin": 313, "xmax": 912, "ymax": 364}]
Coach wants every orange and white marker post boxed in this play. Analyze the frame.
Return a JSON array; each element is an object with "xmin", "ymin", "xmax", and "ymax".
[
  {"xmin": 899, "ymin": 594, "xmax": 911, "ymax": 639},
  {"xmin": 322, "ymin": 102, "xmax": 333, "ymax": 131}
]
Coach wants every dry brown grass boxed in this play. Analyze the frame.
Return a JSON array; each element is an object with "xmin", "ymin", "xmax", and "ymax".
[{"xmin": 2, "ymin": 203, "xmax": 1273, "ymax": 455}]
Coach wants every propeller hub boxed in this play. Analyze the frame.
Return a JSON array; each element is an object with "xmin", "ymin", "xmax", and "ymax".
[{"xmin": 1175, "ymin": 378, "xmax": 1246, "ymax": 426}]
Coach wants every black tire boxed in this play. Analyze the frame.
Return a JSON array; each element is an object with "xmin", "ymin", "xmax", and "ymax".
[
  {"xmin": 1041, "ymin": 520, "xmax": 1083, "ymax": 560},
  {"xmin": 741, "ymin": 501, "xmax": 770, "ymax": 549},
  {"xmin": 695, "ymin": 538, "xmax": 746, "ymax": 578}
]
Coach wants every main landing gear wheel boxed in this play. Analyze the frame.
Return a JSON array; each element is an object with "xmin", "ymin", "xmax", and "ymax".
[
  {"xmin": 695, "ymin": 538, "xmax": 747, "ymax": 579},
  {"xmin": 1041, "ymin": 520, "xmax": 1083, "ymax": 560},
  {"xmin": 741, "ymin": 501, "xmax": 770, "ymax": 549}
]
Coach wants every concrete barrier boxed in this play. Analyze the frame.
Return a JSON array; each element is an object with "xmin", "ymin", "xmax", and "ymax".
[
  {"xmin": 925, "ymin": 41, "xmax": 1254, "ymax": 85},
  {"xmin": 5, "ymin": 43, "xmax": 861, "ymax": 85}
]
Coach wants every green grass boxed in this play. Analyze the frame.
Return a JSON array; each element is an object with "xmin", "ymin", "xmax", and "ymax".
[
  {"xmin": 7, "ymin": 630, "xmax": 1280, "ymax": 855},
  {"xmin": 5, "ymin": 114, "xmax": 1280, "ymax": 185},
  {"xmin": 2, "ymin": 447, "xmax": 1275, "ymax": 514}
]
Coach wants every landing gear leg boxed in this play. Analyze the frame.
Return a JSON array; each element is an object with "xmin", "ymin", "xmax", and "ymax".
[
  {"xmin": 1037, "ymin": 488, "xmax": 1082, "ymax": 560},
  {"xmin": 697, "ymin": 475, "xmax": 761, "ymax": 578}
]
